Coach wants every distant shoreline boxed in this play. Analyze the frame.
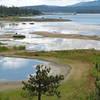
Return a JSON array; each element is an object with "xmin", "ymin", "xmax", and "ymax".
[{"xmin": 0, "ymin": 17, "xmax": 71, "ymax": 22}]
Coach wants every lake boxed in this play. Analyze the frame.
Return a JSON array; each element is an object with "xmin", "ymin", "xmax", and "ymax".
[
  {"xmin": 0, "ymin": 57, "xmax": 45, "ymax": 81},
  {"xmin": 1, "ymin": 14, "xmax": 100, "ymax": 35},
  {"xmin": 21, "ymin": 14, "xmax": 100, "ymax": 35},
  {"xmin": 0, "ymin": 14, "xmax": 100, "ymax": 51},
  {"xmin": 28, "ymin": 14, "xmax": 100, "ymax": 25}
]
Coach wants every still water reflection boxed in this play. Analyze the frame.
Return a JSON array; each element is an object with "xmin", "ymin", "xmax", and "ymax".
[
  {"xmin": 0, "ymin": 57, "xmax": 45, "ymax": 81},
  {"xmin": 1, "ymin": 14, "xmax": 100, "ymax": 51},
  {"xmin": 3, "ymin": 38, "xmax": 100, "ymax": 51}
]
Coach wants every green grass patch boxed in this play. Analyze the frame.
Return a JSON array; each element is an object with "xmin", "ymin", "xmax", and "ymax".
[
  {"xmin": 0, "ymin": 46, "xmax": 9, "ymax": 51},
  {"xmin": 0, "ymin": 45, "xmax": 26, "ymax": 52},
  {"xmin": 13, "ymin": 45, "xmax": 26, "ymax": 50}
]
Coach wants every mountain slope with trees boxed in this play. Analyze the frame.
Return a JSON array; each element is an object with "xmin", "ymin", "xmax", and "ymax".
[{"xmin": 0, "ymin": 6, "xmax": 42, "ymax": 17}]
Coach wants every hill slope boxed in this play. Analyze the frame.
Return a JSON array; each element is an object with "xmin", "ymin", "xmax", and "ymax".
[{"xmin": 21, "ymin": 0, "xmax": 100, "ymax": 13}]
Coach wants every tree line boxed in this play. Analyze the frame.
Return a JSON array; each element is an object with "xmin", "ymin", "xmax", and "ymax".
[{"xmin": 0, "ymin": 6, "xmax": 42, "ymax": 17}]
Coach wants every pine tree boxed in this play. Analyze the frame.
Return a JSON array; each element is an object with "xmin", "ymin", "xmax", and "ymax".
[{"xmin": 22, "ymin": 65, "xmax": 64, "ymax": 100}]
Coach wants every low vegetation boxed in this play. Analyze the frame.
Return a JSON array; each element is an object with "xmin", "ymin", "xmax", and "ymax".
[
  {"xmin": 0, "ymin": 45, "xmax": 26, "ymax": 52},
  {"xmin": 0, "ymin": 17, "xmax": 71, "ymax": 22},
  {"xmin": 90, "ymin": 63, "xmax": 100, "ymax": 100},
  {"xmin": 0, "ymin": 49, "xmax": 99, "ymax": 100},
  {"xmin": 0, "ymin": 46, "xmax": 9, "ymax": 51},
  {"xmin": 13, "ymin": 45, "xmax": 26, "ymax": 50}
]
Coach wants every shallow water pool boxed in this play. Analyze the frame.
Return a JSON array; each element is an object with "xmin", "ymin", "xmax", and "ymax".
[{"xmin": 0, "ymin": 57, "xmax": 45, "ymax": 81}]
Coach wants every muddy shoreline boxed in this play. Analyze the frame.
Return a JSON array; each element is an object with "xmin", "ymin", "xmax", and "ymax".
[
  {"xmin": 1, "ymin": 32, "xmax": 100, "ymax": 41},
  {"xmin": 31, "ymin": 31, "xmax": 100, "ymax": 41}
]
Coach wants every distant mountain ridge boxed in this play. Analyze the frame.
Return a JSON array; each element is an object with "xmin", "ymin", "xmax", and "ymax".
[
  {"xmin": 21, "ymin": 0, "xmax": 100, "ymax": 13},
  {"xmin": 70, "ymin": 0, "xmax": 100, "ymax": 7}
]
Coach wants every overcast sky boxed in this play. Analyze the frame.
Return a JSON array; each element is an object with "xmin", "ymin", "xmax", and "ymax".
[{"xmin": 0, "ymin": 0, "xmax": 95, "ymax": 7}]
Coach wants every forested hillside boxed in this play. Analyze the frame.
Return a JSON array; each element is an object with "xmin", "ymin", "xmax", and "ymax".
[{"xmin": 0, "ymin": 6, "xmax": 42, "ymax": 17}]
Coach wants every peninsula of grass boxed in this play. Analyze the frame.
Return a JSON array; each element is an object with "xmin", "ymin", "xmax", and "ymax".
[
  {"xmin": 0, "ymin": 49, "xmax": 99, "ymax": 100},
  {"xmin": 0, "ymin": 17, "xmax": 71, "ymax": 22}
]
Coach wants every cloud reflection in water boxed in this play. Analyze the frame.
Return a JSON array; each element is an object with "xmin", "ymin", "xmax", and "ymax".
[
  {"xmin": 1, "ymin": 57, "xmax": 28, "ymax": 69},
  {"xmin": 0, "ymin": 57, "xmax": 44, "ymax": 81}
]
